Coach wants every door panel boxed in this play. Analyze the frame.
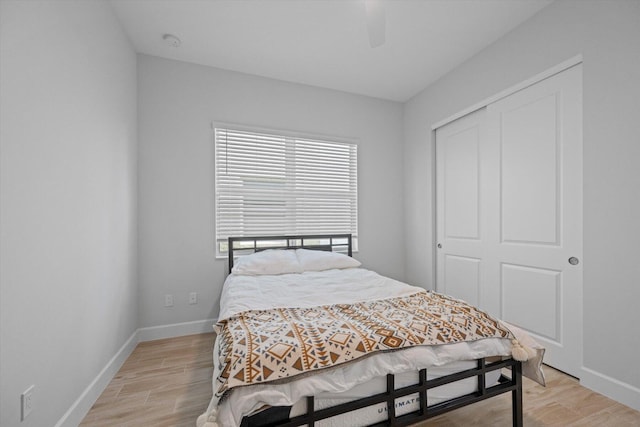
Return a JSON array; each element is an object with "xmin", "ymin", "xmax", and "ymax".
[
  {"xmin": 436, "ymin": 109, "xmax": 487, "ymax": 309},
  {"xmin": 501, "ymin": 93, "xmax": 559, "ymax": 245},
  {"xmin": 501, "ymin": 263, "xmax": 561, "ymax": 341},
  {"xmin": 444, "ymin": 127, "xmax": 480, "ymax": 240},
  {"xmin": 444, "ymin": 255, "xmax": 480, "ymax": 307}
]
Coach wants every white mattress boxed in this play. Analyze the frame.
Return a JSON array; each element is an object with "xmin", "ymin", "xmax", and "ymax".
[
  {"xmin": 203, "ymin": 268, "xmax": 544, "ymax": 427},
  {"xmin": 288, "ymin": 359, "xmax": 502, "ymax": 426}
]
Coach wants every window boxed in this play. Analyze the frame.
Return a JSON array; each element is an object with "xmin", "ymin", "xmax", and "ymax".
[{"xmin": 214, "ymin": 126, "xmax": 358, "ymax": 256}]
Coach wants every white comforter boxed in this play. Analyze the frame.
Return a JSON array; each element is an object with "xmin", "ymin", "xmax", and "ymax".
[
  {"xmin": 219, "ymin": 268, "xmax": 421, "ymax": 320},
  {"xmin": 201, "ymin": 268, "xmax": 544, "ymax": 427}
]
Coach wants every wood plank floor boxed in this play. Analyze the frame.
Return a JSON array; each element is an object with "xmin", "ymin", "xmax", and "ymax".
[
  {"xmin": 80, "ymin": 333, "xmax": 215, "ymax": 427},
  {"xmin": 81, "ymin": 333, "xmax": 640, "ymax": 426}
]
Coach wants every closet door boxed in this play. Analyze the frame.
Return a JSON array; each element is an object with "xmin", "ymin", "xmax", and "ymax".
[
  {"xmin": 485, "ymin": 65, "xmax": 583, "ymax": 377},
  {"xmin": 435, "ymin": 109, "xmax": 488, "ymax": 308},
  {"xmin": 436, "ymin": 64, "xmax": 583, "ymax": 377}
]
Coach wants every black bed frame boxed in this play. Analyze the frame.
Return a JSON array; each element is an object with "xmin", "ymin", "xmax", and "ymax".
[
  {"xmin": 227, "ymin": 234, "xmax": 523, "ymax": 427},
  {"xmin": 228, "ymin": 234, "xmax": 352, "ymax": 273}
]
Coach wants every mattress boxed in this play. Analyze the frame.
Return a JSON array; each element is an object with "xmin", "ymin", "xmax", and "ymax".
[
  {"xmin": 203, "ymin": 268, "xmax": 544, "ymax": 427},
  {"xmin": 287, "ymin": 359, "xmax": 502, "ymax": 426}
]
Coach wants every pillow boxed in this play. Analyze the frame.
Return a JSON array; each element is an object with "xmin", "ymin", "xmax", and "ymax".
[
  {"xmin": 296, "ymin": 248, "xmax": 361, "ymax": 272},
  {"xmin": 231, "ymin": 249, "xmax": 302, "ymax": 276}
]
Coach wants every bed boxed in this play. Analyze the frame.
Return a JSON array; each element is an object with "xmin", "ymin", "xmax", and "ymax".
[{"xmin": 198, "ymin": 234, "xmax": 545, "ymax": 427}]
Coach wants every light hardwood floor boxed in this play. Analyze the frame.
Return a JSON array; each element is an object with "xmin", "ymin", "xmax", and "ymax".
[
  {"xmin": 81, "ymin": 333, "xmax": 640, "ymax": 427},
  {"xmin": 80, "ymin": 333, "xmax": 215, "ymax": 427}
]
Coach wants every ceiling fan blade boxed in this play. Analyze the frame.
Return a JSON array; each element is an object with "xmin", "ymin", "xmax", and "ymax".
[{"xmin": 365, "ymin": 0, "xmax": 386, "ymax": 48}]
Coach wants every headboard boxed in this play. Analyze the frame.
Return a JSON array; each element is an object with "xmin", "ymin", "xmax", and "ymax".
[{"xmin": 228, "ymin": 234, "xmax": 353, "ymax": 272}]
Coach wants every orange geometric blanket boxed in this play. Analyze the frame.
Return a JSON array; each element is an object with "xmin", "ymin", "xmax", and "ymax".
[{"xmin": 215, "ymin": 291, "xmax": 513, "ymax": 398}]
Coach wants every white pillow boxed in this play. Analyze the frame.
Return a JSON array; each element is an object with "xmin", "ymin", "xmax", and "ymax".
[
  {"xmin": 231, "ymin": 249, "xmax": 302, "ymax": 275},
  {"xmin": 296, "ymin": 248, "xmax": 361, "ymax": 272}
]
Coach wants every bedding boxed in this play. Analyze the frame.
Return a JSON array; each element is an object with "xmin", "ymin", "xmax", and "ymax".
[
  {"xmin": 198, "ymin": 267, "xmax": 545, "ymax": 427},
  {"xmin": 295, "ymin": 248, "xmax": 361, "ymax": 271},
  {"xmin": 216, "ymin": 290, "xmax": 515, "ymax": 395},
  {"xmin": 231, "ymin": 249, "xmax": 302, "ymax": 276}
]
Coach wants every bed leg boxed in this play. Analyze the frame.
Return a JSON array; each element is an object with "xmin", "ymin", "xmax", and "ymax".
[
  {"xmin": 386, "ymin": 374, "xmax": 396, "ymax": 426},
  {"xmin": 512, "ymin": 361, "xmax": 523, "ymax": 427}
]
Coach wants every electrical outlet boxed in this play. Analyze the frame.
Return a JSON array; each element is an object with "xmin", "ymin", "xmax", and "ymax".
[
  {"xmin": 164, "ymin": 294, "xmax": 174, "ymax": 307},
  {"xmin": 21, "ymin": 385, "xmax": 34, "ymax": 420},
  {"xmin": 189, "ymin": 292, "xmax": 197, "ymax": 305}
]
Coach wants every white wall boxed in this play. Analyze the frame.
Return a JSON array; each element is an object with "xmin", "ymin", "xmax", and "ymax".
[
  {"xmin": 137, "ymin": 55, "xmax": 405, "ymax": 328},
  {"xmin": 4, "ymin": 0, "xmax": 637, "ymax": 422},
  {"xmin": 404, "ymin": 0, "xmax": 640, "ymax": 405},
  {"xmin": 0, "ymin": 1, "xmax": 137, "ymax": 426}
]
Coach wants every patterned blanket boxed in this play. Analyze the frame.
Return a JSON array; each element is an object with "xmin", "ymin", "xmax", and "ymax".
[{"xmin": 215, "ymin": 290, "xmax": 513, "ymax": 398}]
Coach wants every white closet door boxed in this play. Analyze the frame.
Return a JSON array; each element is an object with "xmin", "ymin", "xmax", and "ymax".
[
  {"xmin": 436, "ymin": 64, "xmax": 583, "ymax": 377},
  {"xmin": 435, "ymin": 109, "xmax": 488, "ymax": 308},
  {"xmin": 485, "ymin": 65, "xmax": 582, "ymax": 377}
]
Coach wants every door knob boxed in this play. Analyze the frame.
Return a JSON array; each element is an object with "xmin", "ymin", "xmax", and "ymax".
[
  {"xmin": 568, "ymin": 257, "xmax": 579, "ymax": 265},
  {"xmin": 437, "ymin": 243, "xmax": 442, "ymax": 249}
]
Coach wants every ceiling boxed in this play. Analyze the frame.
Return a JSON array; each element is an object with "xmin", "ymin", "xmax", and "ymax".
[{"xmin": 110, "ymin": 0, "xmax": 552, "ymax": 102}]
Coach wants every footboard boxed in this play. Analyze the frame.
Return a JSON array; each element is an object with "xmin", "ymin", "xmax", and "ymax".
[{"xmin": 241, "ymin": 357, "xmax": 523, "ymax": 427}]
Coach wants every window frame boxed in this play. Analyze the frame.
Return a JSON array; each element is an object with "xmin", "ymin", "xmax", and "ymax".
[{"xmin": 213, "ymin": 122, "xmax": 358, "ymax": 258}]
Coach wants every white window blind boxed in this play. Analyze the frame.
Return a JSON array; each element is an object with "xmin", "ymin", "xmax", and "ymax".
[{"xmin": 215, "ymin": 126, "xmax": 358, "ymax": 255}]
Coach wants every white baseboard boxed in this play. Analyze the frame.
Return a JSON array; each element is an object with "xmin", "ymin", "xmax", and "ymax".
[
  {"xmin": 581, "ymin": 367, "xmax": 640, "ymax": 412},
  {"xmin": 54, "ymin": 330, "xmax": 139, "ymax": 427},
  {"xmin": 54, "ymin": 318, "xmax": 217, "ymax": 427},
  {"xmin": 137, "ymin": 318, "xmax": 217, "ymax": 342}
]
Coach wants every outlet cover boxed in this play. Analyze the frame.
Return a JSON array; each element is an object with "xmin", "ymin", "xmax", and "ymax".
[
  {"xmin": 21, "ymin": 385, "xmax": 34, "ymax": 420},
  {"xmin": 189, "ymin": 292, "xmax": 197, "ymax": 305},
  {"xmin": 164, "ymin": 294, "xmax": 174, "ymax": 307}
]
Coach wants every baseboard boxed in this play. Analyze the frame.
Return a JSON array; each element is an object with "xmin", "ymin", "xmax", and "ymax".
[
  {"xmin": 53, "ymin": 330, "xmax": 139, "ymax": 427},
  {"xmin": 54, "ymin": 318, "xmax": 217, "ymax": 427},
  {"xmin": 581, "ymin": 366, "xmax": 640, "ymax": 412},
  {"xmin": 137, "ymin": 318, "xmax": 217, "ymax": 342}
]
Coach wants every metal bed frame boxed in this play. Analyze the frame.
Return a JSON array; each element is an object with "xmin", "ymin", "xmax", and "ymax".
[
  {"xmin": 228, "ymin": 234, "xmax": 352, "ymax": 273},
  {"xmin": 226, "ymin": 234, "xmax": 523, "ymax": 427}
]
